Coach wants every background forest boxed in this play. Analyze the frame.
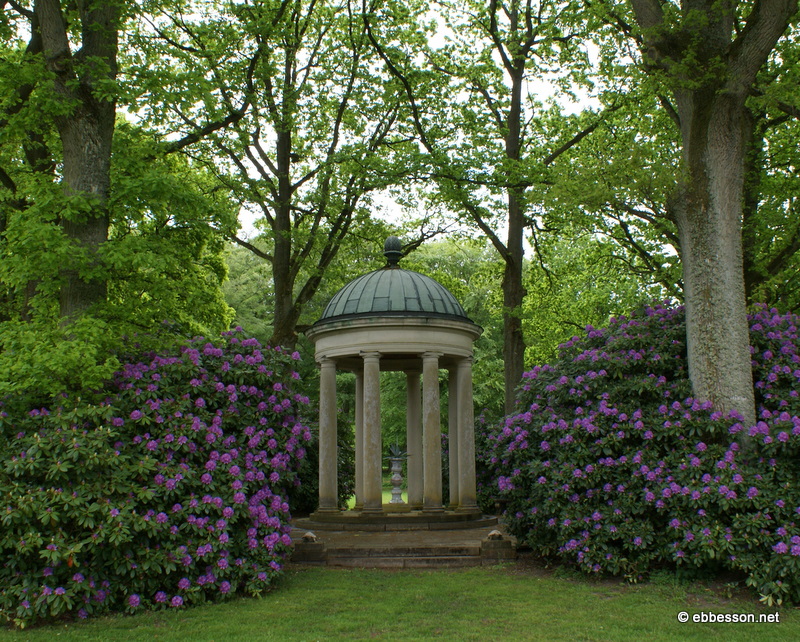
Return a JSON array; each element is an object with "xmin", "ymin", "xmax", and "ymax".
[
  {"xmin": 2, "ymin": 0, "xmax": 798, "ymax": 414},
  {"xmin": 3, "ymin": 0, "xmax": 799, "ymax": 424}
]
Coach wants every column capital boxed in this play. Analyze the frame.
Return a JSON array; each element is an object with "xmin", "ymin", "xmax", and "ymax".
[
  {"xmin": 318, "ymin": 356, "xmax": 337, "ymax": 367},
  {"xmin": 421, "ymin": 350, "xmax": 443, "ymax": 361},
  {"xmin": 360, "ymin": 350, "xmax": 381, "ymax": 361}
]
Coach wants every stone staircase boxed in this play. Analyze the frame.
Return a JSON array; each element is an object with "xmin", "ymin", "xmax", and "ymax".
[{"xmin": 289, "ymin": 516, "xmax": 516, "ymax": 568}]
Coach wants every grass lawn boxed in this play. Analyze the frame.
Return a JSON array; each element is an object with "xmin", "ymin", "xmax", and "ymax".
[
  {"xmin": 346, "ymin": 489, "xmax": 405, "ymax": 509},
  {"xmin": 3, "ymin": 558, "xmax": 799, "ymax": 641}
]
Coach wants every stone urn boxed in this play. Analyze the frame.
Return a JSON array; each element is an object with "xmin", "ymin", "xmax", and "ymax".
[{"xmin": 386, "ymin": 444, "xmax": 407, "ymax": 504}]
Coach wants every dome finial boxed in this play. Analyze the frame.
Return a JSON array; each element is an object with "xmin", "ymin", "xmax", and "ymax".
[{"xmin": 383, "ymin": 236, "xmax": 403, "ymax": 267}]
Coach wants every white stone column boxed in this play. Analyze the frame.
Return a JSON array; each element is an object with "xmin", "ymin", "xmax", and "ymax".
[
  {"xmin": 447, "ymin": 368, "xmax": 460, "ymax": 507},
  {"xmin": 406, "ymin": 370, "xmax": 422, "ymax": 509},
  {"xmin": 422, "ymin": 351, "xmax": 443, "ymax": 512},
  {"xmin": 457, "ymin": 357, "xmax": 478, "ymax": 512},
  {"xmin": 317, "ymin": 357, "xmax": 338, "ymax": 513},
  {"xmin": 361, "ymin": 351, "xmax": 383, "ymax": 513},
  {"xmin": 354, "ymin": 369, "xmax": 364, "ymax": 510}
]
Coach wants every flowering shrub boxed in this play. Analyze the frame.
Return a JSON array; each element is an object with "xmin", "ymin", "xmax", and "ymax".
[
  {"xmin": 479, "ymin": 304, "xmax": 800, "ymax": 604},
  {"xmin": 0, "ymin": 329, "xmax": 311, "ymax": 627},
  {"xmin": 289, "ymin": 420, "xmax": 355, "ymax": 514}
]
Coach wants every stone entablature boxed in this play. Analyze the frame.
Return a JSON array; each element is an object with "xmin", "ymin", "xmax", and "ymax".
[{"xmin": 308, "ymin": 317, "xmax": 480, "ymax": 367}]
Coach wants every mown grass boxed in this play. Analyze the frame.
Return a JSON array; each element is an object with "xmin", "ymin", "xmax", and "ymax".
[
  {"xmin": 3, "ymin": 559, "xmax": 799, "ymax": 641},
  {"xmin": 346, "ymin": 486, "xmax": 406, "ymax": 509}
]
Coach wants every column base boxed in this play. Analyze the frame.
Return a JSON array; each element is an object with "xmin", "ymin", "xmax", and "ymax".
[
  {"xmin": 455, "ymin": 505, "xmax": 481, "ymax": 514},
  {"xmin": 314, "ymin": 506, "xmax": 340, "ymax": 515},
  {"xmin": 361, "ymin": 498, "xmax": 383, "ymax": 514},
  {"xmin": 360, "ymin": 507, "xmax": 385, "ymax": 515}
]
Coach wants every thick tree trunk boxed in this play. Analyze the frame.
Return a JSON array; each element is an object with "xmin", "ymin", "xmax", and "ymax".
[
  {"xmin": 58, "ymin": 112, "xmax": 114, "ymax": 318},
  {"xmin": 270, "ymin": 292, "xmax": 300, "ymax": 349},
  {"xmin": 671, "ymin": 95, "xmax": 755, "ymax": 426},
  {"xmin": 36, "ymin": 0, "xmax": 118, "ymax": 319},
  {"xmin": 628, "ymin": 0, "xmax": 798, "ymax": 429},
  {"xmin": 270, "ymin": 242, "xmax": 297, "ymax": 350}
]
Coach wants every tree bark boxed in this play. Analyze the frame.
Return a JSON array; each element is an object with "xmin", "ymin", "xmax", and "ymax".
[
  {"xmin": 669, "ymin": 94, "xmax": 755, "ymax": 425},
  {"xmin": 270, "ymin": 122, "xmax": 297, "ymax": 348},
  {"xmin": 502, "ymin": 60, "xmax": 528, "ymax": 414},
  {"xmin": 501, "ymin": 220, "xmax": 527, "ymax": 414},
  {"xmin": 35, "ymin": 0, "xmax": 119, "ymax": 319}
]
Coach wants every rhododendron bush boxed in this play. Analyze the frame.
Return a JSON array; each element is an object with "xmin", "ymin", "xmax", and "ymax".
[
  {"xmin": 0, "ymin": 329, "xmax": 311, "ymax": 627},
  {"xmin": 479, "ymin": 304, "xmax": 800, "ymax": 604}
]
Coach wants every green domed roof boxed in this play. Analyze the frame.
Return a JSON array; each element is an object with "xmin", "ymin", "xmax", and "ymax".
[{"xmin": 317, "ymin": 237, "xmax": 471, "ymax": 323}]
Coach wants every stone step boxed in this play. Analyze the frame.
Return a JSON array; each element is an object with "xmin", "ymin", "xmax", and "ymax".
[
  {"xmin": 327, "ymin": 544, "xmax": 481, "ymax": 557},
  {"xmin": 288, "ymin": 521, "xmax": 517, "ymax": 568},
  {"xmin": 326, "ymin": 555, "xmax": 484, "ymax": 569},
  {"xmin": 294, "ymin": 513, "xmax": 498, "ymax": 532}
]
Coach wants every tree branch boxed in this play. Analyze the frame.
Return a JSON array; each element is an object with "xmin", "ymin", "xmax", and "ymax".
[
  {"xmin": 162, "ymin": 102, "xmax": 250, "ymax": 154},
  {"xmin": 229, "ymin": 235, "xmax": 273, "ymax": 262},
  {"xmin": 729, "ymin": 0, "xmax": 799, "ymax": 92},
  {"xmin": 0, "ymin": 165, "xmax": 16, "ymax": 194},
  {"xmin": 6, "ymin": 0, "xmax": 34, "ymax": 19},
  {"xmin": 586, "ymin": 0, "xmax": 640, "ymax": 45},
  {"xmin": 608, "ymin": 199, "xmax": 679, "ymax": 247},
  {"xmin": 543, "ymin": 104, "xmax": 620, "ymax": 166},
  {"xmin": 363, "ymin": 2, "xmax": 437, "ymax": 157},
  {"xmin": 656, "ymin": 93, "xmax": 680, "ymax": 129}
]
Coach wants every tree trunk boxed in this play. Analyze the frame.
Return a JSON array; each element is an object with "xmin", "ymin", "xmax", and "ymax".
[
  {"xmin": 671, "ymin": 94, "xmax": 755, "ymax": 426},
  {"xmin": 628, "ymin": 0, "xmax": 798, "ymax": 429},
  {"xmin": 503, "ymin": 191, "xmax": 527, "ymax": 414},
  {"xmin": 270, "ymin": 122, "xmax": 298, "ymax": 349},
  {"xmin": 57, "ymin": 112, "xmax": 114, "ymax": 318},
  {"xmin": 36, "ymin": 0, "xmax": 118, "ymax": 319},
  {"xmin": 502, "ymin": 62, "xmax": 528, "ymax": 414}
]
